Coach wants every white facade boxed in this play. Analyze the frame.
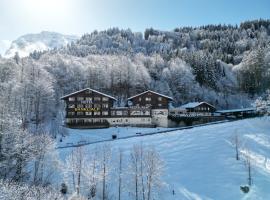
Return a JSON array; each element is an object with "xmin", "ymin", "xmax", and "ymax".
[
  {"xmin": 151, "ymin": 109, "xmax": 169, "ymax": 127},
  {"xmin": 107, "ymin": 117, "xmax": 152, "ymax": 126}
]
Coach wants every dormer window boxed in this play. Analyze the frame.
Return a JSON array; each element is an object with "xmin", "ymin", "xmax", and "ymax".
[
  {"xmin": 68, "ymin": 104, "xmax": 75, "ymax": 108},
  {"xmin": 102, "ymin": 97, "xmax": 109, "ymax": 102},
  {"xmin": 94, "ymin": 97, "xmax": 101, "ymax": 101},
  {"xmin": 77, "ymin": 97, "xmax": 84, "ymax": 101},
  {"xmin": 69, "ymin": 97, "xmax": 75, "ymax": 101},
  {"xmin": 145, "ymin": 97, "xmax": 151, "ymax": 101}
]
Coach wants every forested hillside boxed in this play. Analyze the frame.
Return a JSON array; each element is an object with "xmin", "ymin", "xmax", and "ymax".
[
  {"xmin": 1, "ymin": 19, "xmax": 270, "ymax": 126},
  {"xmin": 37, "ymin": 19, "xmax": 270, "ymax": 105}
]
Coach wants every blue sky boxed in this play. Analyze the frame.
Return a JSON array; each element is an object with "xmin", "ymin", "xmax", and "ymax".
[{"xmin": 0, "ymin": 0, "xmax": 269, "ymax": 41}]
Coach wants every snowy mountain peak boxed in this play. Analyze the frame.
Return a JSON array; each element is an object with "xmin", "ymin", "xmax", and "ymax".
[{"xmin": 4, "ymin": 31, "xmax": 79, "ymax": 58}]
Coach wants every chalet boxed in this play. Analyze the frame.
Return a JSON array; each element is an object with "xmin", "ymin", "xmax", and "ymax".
[
  {"xmin": 127, "ymin": 90, "xmax": 173, "ymax": 109},
  {"xmin": 61, "ymin": 88, "xmax": 153, "ymax": 128},
  {"xmin": 215, "ymin": 107, "xmax": 257, "ymax": 118},
  {"xmin": 167, "ymin": 102, "xmax": 220, "ymax": 127},
  {"xmin": 180, "ymin": 102, "xmax": 216, "ymax": 114},
  {"xmin": 127, "ymin": 90, "xmax": 173, "ymax": 127},
  {"xmin": 61, "ymin": 88, "xmax": 116, "ymax": 128}
]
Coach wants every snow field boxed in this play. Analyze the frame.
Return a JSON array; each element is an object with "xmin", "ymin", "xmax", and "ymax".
[{"xmin": 58, "ymin": 117, "xmax": 270, "ymax": 199}]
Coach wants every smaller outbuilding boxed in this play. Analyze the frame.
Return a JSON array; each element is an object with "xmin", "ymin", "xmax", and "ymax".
[
  {"xmin": 215, "ymin": 107, "xmax": 257, "ymax": 118},
  {"xmin": 180, "ymin": 102, "xmax": 216, "ymax": 113}
]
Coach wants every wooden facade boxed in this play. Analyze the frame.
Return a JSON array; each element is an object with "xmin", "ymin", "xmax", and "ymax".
[
  {"xmin": 127, "ymin": 90, "xmax": 173, "ymax": 109},
  {"xmin": 61, "ymin": 88, "xmax": 116, "ymax": 119},
  {"xmin": 61, "ymin": 88, "xmax": 116, "ymax": 127},
  {"xmin": 61, "ymin": 88, "xmax": 156, "ymax": 128},
  {"xmin": 180, "ymin": 102, "xmax": 216, "ymax": 113}
]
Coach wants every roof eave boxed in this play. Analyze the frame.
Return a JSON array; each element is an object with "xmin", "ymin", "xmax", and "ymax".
[{"xmin": 60, "ymin": 88, "xmax": 117, "ymax": 101}]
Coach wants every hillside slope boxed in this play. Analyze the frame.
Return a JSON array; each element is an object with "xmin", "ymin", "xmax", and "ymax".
[{"xmin": 59, "ymin": 117, "xmax": 270, "ymax": 199}]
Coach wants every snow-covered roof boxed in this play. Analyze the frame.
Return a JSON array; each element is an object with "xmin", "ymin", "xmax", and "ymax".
[
  {"xmin": 127, "ymin": 90, "xmax": 173, "ymax": 100},
  {"xmin": 60, "ymin": 88, "xmax": 117, "ymax": 100},
  {"xmin": 216, "ymin": 107, "xmax": 256, "ymax": 113},
  {"xmin": 180, "ymin": 102, "xmax": 215, "ymax": 109}
]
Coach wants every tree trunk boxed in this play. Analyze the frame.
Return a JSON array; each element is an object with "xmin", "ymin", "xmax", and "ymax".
[{"xmin": 118, "ymin": 151, "xmax": 122, "ymax": 200}]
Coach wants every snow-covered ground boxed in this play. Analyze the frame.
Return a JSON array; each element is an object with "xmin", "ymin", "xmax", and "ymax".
[
  {"xmin": 57, "ymin": 126, "xmax": 176, "ymax": 147},
  {"xmin": 57, "ymin": 117, "xmax": 270, "ymax": 199}
]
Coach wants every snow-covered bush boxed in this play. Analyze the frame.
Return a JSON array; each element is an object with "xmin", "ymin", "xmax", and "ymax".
[
  {"xmin": 254, "ymin": 90, "xmax": 270, "ymax": 115},
  {"xmin": 0, "ymin": 180, "xmax": 64, "ymax": 200}
]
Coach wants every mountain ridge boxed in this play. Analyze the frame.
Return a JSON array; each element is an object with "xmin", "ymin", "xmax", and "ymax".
[{"xmin": 4, "ymin": 31, "xmax": 79, "ymax": 58}]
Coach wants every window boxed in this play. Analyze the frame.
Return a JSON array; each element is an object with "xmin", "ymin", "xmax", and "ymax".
[
  {"xmin": 139, "ymin": 97, "xmax": 142, "ymax": 102},
  {"xmin": 77, "ymin": 119, "xmax": 84, "ymax": 123},
  {"xmin": 130, "ymin": 110, "xmax": 140, "ymax": 116},
  {"xmin": 68, "ymin": 112, "xmax": 75, "ymax": 116},
  {"xmin": 145, "ymin": 97, "xmax": 151, "ymax": 101},
  {"xmin": 68, "ymin": 97, "xmax": 75, "ymax": 101},
  {"xmin": 85, "ymin": 112, "xmax": 92, "ymax": 116},
  {"xmin": 123, "ymin": 110, "xmax": 129, "ymax": 116},
  {"xmin": 146, "ymin": 104, "xmax": 152, "ymax": 107},
  {"xmin": 111, "ymin": 111, "xmax": 116, "ymax": 116},
  {"xmin": 68, "ymin": 104, "xmax": 75, "ymax": 108},
  {"xmin": 158, "ymin": 103, "xmax": 162, "ymax": 107},
  {"xmin": 102, "ymin": 111, "xmax": 108, "ymax": 116},
  {"xmin": 94, "ymin": 97, "xmax": 101, "ymax": 101},
  {"xmin": 94, "ymin": 104, "xmax": 101, "ymax": 108},
  {"xmin": 85, "ymin": 97, "xmax": 92, "ymax": 101},
  {"xmin": 158, "ymin": 97, "xmax": 162, "ymax": 101},
  {"xmin": 102, "ymin": 104, "xmax": 108, "ymax": 109},
  {"xmin": 93, "ymin": 119, "xmax": 100, "ymax": 123},
  {"xmin": 85, "ymin": 104, "xmax": 92, "ymax": 108},
  {"xmin": 102, "ymin": 97, "xmax": 109, "ymax": 102},
  {"xmin": 85, "ymin": 119, "xmax": 93, "ymax": 123},
  {"xmin": 77, "ymin": 112, "xmax": 84, "ymax": 116},
  {"xmin": 116, "ymin": 111, "xmax": 123, "ymax": 116},
  {"xmin": 77, "ymin": 97, "xmax": 84, "ymax": 101},
  {"xmin": 77, "ymin": 104, "xmax": 84, "ymax": 108},
  {"xmin": 94, "ymin": 111, "xmax": 101, "ymax": 116}
]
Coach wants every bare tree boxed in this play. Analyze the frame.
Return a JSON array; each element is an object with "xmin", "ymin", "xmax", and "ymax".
[
  {"xmin": 130, "ymin": 145, "xmax": 140, "ymax": 200},
  {"xmin": 65, "ymin": 146, "xmax": 85, "ymax": 196},
  {"xmin": 242, "ymin": 148, "xmax": 253, "ymax": 186},
  {"xmin": 118, "ymin": 149, "xmax": 123, "ymax": 200},
  {"xmin": 139, "ymin": 144, "xmax": 146, "ymax": 200},
  {"xmin": 82, "ymin": 147, "xmax": 100, "ymax": 199},
  {"xmin": 144, "ymin": 147, "xmax": 164, "ymax": 200},
  {"xmin": 32, "ymin": 132, "xmax": 56, "ymax": 186},
  {"xmin": 231, "ymin": 130, "xmax": 241, "ymax": 161},
  {"xmin": 130, "ymin": 144, "xmax": 164, "ymax": 200},
  {"xmin": 100, "ymin": 145, "xmax": 111, "ymax": 200}
]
